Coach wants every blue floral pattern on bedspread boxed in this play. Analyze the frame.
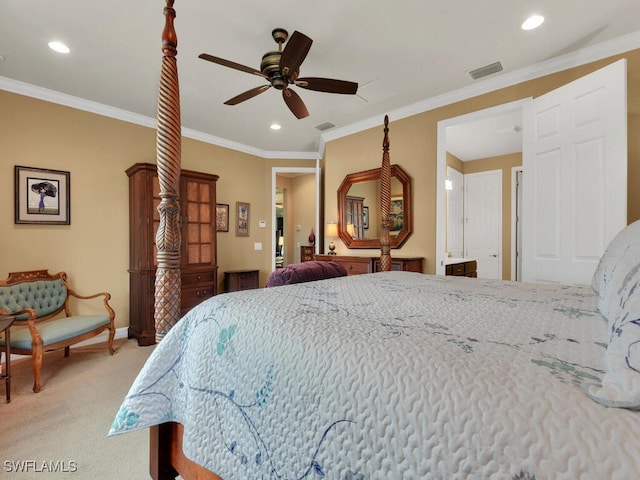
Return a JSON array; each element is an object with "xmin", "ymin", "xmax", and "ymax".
[{"xmin": 110, "ymin": 272, "xmax": 640, "ymax": 479}]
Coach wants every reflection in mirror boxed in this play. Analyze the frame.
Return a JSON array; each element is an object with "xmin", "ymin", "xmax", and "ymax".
[{"xmin": 337, "ymin": 164, "xmax": 412, "ymax": 249}]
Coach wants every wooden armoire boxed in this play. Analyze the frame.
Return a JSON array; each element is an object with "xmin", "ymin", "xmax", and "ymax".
[{"xmin": 126, "ymin": 163, "xmax": 219, "ymax": 346}]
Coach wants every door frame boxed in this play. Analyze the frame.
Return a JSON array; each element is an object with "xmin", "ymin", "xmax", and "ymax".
[
  {"xmin": 511, "ymin": 166, "xmax": 524, "ymax": 281},
  {"xmin": 271, "ymin": 163, "xmax": 321, "ymax": 272},
  {"xmin": 436, "ymin": 98, "xmax": 530, "ymax": 275}
]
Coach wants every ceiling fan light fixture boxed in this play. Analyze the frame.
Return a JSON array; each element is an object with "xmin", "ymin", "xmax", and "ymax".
[{"xmin": 522, "ymin": 14, "xmax": 545, "ymax": 31}]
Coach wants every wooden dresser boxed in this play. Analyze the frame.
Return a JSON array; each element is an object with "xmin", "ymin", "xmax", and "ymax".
[
  {"xmin": 445, "ymin": 259, "xmax": 477, "ymax": 277},
  {"xmin": 314, "ymin": 255, "xmax": 423, "ymax": 275},
  {"xmin": 126, "ymin": 163, "xmax": 219, "ymax": 346}
]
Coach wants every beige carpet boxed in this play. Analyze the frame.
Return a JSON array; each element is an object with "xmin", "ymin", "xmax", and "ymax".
[{"xmin": 1, "ymin": 338, "xmax": 157, "ymax": 479}]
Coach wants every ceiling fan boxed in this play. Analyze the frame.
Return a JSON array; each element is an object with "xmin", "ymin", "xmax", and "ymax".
[{"xmin": 198, "ymin": 28, "xmax": 358, "ymax": 119}]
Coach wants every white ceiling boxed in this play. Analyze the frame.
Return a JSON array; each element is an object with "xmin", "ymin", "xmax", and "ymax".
[
  {"xmin": 1, "ymin": 1, "xmax": 640, "ymax": 159},
  {"xmin": 446, "ymin": 110, "xmax": 523, "ymax": 162}
]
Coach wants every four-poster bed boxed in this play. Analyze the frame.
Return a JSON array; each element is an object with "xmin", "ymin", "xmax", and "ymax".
[{"xmin": 110, "ymin": 2, "xmax": 640, "ymax": 478}]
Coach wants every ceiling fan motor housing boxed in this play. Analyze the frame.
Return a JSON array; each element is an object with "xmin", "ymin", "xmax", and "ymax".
[{"xmin": 261, "ymin": 51, "xmax": 288, "ymax": 89}]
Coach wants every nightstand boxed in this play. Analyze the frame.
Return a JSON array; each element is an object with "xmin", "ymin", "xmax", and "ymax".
[
  {"xmin": 224, "ymin": 269, "xmax": 260, "ymax": 292},
  {"xmin": 300, "ymin": 245, "xmax": 315, "ymax": 262}
]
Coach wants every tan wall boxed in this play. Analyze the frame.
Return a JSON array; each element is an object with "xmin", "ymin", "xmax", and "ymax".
[
  {"xmin": 0, "ymin": 91, "xmax": 314, "ymax": 329},
  {"xmin": 446, "ymin": 151, "xmax": 464, "ymax": 172},
  {"xmin": 324, "ymin": 49, "xmax": 640, "ymax": 274}
]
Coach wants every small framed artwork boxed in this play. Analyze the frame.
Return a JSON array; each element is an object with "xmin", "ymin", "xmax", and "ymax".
[
  {"xmin": 235, "ymin": 201, "xmax": 250, "ymax": 237},
  {"xmin": 363, "ymin": 206, "xmax": 369, "ymax": 229},
  {"xmin": 15, "ymin": 165, "xmax": 71, "ymax": 225},
  {"xmin": 216, "ymin": 203, "xmax": 229, "ymax": 232}
]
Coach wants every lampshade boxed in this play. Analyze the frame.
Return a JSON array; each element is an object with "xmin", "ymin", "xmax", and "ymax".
[
  {"xmin": 325, "ymin": 222, "xmax": 339, "ymax": 237},
  {"xmin": 346, "ymin": 223, "xmax": 355, "ymax": 238},
  {"xmin": 278, "ymin": 236, "xmax": 284, "ymax": 246}
]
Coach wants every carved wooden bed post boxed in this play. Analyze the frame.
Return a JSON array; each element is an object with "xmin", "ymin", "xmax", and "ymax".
[
  {"xmin": 379, "ymin": 115, "xmax": 392, "ymax": 271},
  {"xmin": 154, "ymin": 0, "xmax": 182, "ymax": 341}
]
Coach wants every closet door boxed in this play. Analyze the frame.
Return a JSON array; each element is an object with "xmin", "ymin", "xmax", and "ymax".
[
  {"xmin": 522, "ymin": 59, "xmax": 627, "ymax": 284},
  {"xmin": 464, "ymin": 170, "xmax": 502, "ymax": 279}
]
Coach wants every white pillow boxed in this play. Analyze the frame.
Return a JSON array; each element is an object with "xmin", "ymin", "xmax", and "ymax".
[
  {"xmin": 592, "ymin": 219, "xmax": 640, "ymax": 319},
  {"xmin": 585, "ymin": 219, "xmax": 640, "ymax": 409}
]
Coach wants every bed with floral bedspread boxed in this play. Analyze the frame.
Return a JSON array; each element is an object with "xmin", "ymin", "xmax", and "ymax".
[{"xmin": 110, "ymin": 220, "xmax": 640, "ymax": 480}]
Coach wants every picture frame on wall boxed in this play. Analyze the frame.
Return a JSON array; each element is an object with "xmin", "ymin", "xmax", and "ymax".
[
  {"xmin": 216, "ymin": 203, "xmax": 229, "ymax": 232},
  {"xmin": 363, "ymin": 206, "xmax": 369, "ymax": 229},
  {"xmin": 14, "ymin": 165, "xmax": 71, "ymax": 225},
  {"xmin": 235, "ymin": 201, "xmax": 250, "ymax": 237}
]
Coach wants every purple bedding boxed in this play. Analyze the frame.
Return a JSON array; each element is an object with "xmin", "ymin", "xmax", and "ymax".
[{"xmin": 265, "ymin": 260, "xmax": 347, "ymax": 287}]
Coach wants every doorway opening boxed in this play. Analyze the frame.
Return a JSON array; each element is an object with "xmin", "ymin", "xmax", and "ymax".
[
  {"xmin": 436, "ymin": 98, "xmax": 529, "ymax": 279},
  {"xmin": 271, "ymin": 165, "xmax": 320, "ymax": 272}
]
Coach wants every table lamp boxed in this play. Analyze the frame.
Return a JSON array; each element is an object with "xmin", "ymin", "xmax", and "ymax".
[{"xmin": 325, "ymin": 222, "xmax": 339, "ymax": 255}]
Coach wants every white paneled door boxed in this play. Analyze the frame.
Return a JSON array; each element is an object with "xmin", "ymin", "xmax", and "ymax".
[
  {"xmin": 522, "ymin": 59, "xmax": 627, "ymax": 284},
  {"xmin": 464, "ymin": 169, "xmax": 502, "ymax": 279}
]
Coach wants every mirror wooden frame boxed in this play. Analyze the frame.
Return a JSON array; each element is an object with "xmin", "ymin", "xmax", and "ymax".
[{"xmin": 337, "ymin": 164, "xmax": 412, "ymax": 249}]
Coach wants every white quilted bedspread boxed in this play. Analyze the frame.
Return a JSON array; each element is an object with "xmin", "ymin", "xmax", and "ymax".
[{"xmin": 109, "ymin": 272, "xmax": 640, "ymax": 479}]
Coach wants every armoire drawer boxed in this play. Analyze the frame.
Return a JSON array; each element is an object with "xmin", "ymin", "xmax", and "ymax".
[
  {"xmin": 181, "ymin": 285, "xmax": 214, "ymax": 312},
  {"xmin": 182, "ymin": 270, "xmax": 215, "ymax": 286}
]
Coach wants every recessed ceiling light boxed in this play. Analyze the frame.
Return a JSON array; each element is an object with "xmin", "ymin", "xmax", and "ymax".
[
  {"xmin": 522, "ymin": 14, "xmax": 544, "ymax": 31},
  {"xmin": 48, "ymin": 41, "xmax": 70, "ymax": 54},
  {"xmin": 270, "ymin": 123, "xmax": 281, "ymax": 130}
]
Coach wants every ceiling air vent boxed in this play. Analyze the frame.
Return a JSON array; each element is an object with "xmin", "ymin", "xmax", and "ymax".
[
  {"xmin": 315, "ymin": 122, "xmax": 335, "ymax": 131},
  {"xmin": 468, "ymin": 61, "xmax": 503, "ymax": 80}
]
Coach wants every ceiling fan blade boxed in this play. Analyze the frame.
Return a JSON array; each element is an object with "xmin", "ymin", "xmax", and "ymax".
[
  {"xmin": 279, "ymin": 31, "xmax": 313, "ymax": 79},
  {"xmin": 282, "ymin": 88, "xmax": 309, "ymax": 119},
  {"xmin": 224, "ymin": 85, "xmax": 271, "ymax": 105},
  {"xmin": 198, "ymin": 53, "xmax": 267, "ymax": 78},
  {"xmin": 296, "ymin": 77, "xmax": 358, "ymax": 95}
]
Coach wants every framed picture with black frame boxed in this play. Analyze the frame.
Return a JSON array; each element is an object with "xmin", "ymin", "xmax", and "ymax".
[{"xmin": 14, "ymin": 165, "xmax": 70, "ymax": 225}]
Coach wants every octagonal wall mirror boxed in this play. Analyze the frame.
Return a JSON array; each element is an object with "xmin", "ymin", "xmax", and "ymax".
[{"xmin": 337, "ymin": 164, "xmax": 412, "ymax": 249}]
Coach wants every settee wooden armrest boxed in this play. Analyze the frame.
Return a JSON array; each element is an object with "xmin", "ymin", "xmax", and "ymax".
[{"xmin": 0, "ymin": 269, "xmax": 115, "ymax": 393}]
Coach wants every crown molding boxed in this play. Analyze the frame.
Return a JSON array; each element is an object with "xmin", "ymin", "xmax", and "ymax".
[
  {"xmin": 2, "ymin": 30, "xmax": 640, "ymax": 159},
  {"xmin": 0, "ymin": 76, "xmax": 316, "ymax": 160},
  {"xmin": 321, "ymin": 30, "xmax": 640, "ymax": 144}
]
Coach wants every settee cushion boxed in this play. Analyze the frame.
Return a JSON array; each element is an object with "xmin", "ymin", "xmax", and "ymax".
[
  {"xmin": 0, "ymin": 279, "xmax": 67, "ymax": 319},
  {"xmin": 0, "ymin": 315, "xmax": 112, "ymax": 350},
  {"xmin": 266, "ymin": 261, "xmax": 347, "ymax": 287}
]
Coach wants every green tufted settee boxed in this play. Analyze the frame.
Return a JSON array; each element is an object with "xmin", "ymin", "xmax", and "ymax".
[{"xmin": 0, "ymin": 269, "xmax": 115, "ymax": 393}]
